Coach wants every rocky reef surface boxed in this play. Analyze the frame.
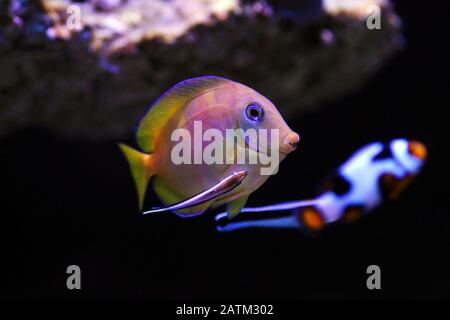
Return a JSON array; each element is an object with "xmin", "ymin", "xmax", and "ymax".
[{"xmin": 0, "ymin": 0, "xmax": 403, "ymax": 139}]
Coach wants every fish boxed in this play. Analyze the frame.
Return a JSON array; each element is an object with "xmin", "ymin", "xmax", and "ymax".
[
  {"xmin": 215, "ymin": 139, "xmax": 427, "ymax": 232},
  {"xmin": 120, "ymin": 76, "xmax": 300, "ymax": 218},
  {"xmin": 143, "ymin": 171, "xmax": 248, "ymax": 214}
]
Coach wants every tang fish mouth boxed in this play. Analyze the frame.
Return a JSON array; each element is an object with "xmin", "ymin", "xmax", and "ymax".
[
  {"xmin": 241, "ymin": 130, "xmax": 300, "ymax": 155},
  {"xmin": 280, "ymin": 132, "xmax": 300, "ymax": 154}
]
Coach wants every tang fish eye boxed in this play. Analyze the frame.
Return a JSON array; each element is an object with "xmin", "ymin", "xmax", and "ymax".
[{"xmin": 245, "ymin": 102, "xmax": 264, "ymax": 122}]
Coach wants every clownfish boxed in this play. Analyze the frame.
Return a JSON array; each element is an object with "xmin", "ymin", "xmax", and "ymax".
[
  {"xmin": 119, "ymin": 76, "xmax": 300, "ymax": 218},
  {"xmin": 215, "ymin": 139, "xmax": 427, "ymax": 232}
]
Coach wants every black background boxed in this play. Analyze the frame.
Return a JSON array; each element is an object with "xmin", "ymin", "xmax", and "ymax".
[{"xmin": 1, "ymin": 1, "xmax": 449, "ymax": 299}]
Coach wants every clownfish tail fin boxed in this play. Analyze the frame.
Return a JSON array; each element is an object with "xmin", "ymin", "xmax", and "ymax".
[{"xmin": 119, "ymin": 143, "xmax": 154, "ymax": 211}]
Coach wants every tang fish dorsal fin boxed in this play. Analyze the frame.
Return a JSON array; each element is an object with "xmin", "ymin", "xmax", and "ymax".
[{"xmin": 137, "ymin": 76, "xmax": 231, "ymax": 153}]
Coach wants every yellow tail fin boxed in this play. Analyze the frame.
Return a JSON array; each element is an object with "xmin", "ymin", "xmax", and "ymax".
[{"xmin": 119, "ymin": 143, "xmax": 154, "ymax": 210}]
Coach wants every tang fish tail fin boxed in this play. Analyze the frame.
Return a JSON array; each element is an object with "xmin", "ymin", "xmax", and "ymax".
[{"xmin": 119, "ymin": 143, "xmax": 154, "ymax": 210}]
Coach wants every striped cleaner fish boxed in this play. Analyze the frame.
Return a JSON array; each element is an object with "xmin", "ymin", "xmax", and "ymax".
[
  {"xmin": 216, "ymin": 139, "xmax": 427, "ymax": 232},
  {"xmin": 119, "ymin": 76, "xmax": 300, "ymax": 218}
]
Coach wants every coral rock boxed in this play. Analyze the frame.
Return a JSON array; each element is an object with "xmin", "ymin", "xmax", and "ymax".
[{"xmin": 0, "ymin": 0, "xmax": 403, "ymax": 139}]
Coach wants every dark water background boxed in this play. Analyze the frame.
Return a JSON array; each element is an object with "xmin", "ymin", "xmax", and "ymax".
[{"xmin": 1, "ymin": 2, "xmax": 449, "ymax": 299}]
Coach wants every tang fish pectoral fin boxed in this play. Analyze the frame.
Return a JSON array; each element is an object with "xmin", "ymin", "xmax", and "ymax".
[
  {"xmin": 226, "ymin": 195, "xmax": 249, "ymax": 219},
  {"xmin": 143, "ymin": 171, "xmax": 248, "ymax": 215}
]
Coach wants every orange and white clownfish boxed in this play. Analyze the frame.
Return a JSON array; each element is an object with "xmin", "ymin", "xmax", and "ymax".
[{"xmin": 215, "ymin": 139, "xmax": 427, "ymax": 232}]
